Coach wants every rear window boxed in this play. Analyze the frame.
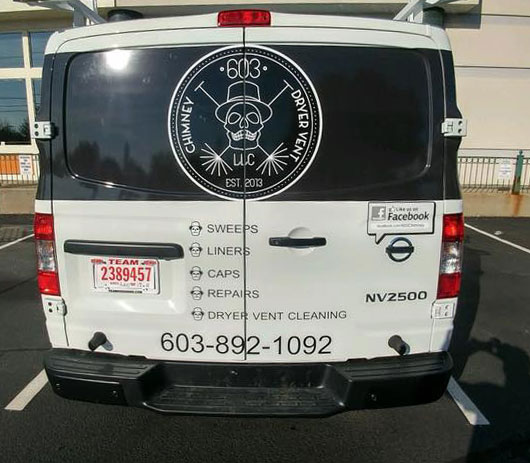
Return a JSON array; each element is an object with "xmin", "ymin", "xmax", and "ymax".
[{"xmin": 64, "ymin": 46, "xmax": 434, "ymax": 197}]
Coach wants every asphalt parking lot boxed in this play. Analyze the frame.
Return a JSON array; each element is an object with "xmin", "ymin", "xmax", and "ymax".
[{"xmin": 0, "ymin": 215, "xmax": 529, "ymax": 463}]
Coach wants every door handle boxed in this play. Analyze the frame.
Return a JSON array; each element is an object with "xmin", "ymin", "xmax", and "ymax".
[
  {"xmin": 64, "ymin": 240, "xmax": 184, "ymax": 260},
  {"xmin": 269, "ymin": 237, "xmax": 327, "ymax": 248}
]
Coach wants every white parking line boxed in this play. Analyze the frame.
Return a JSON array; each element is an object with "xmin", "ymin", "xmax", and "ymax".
[
  {"xmin": 465, "ymin": 224, "xmax": 530, "ymax": 255},
  {"xmin": 5, "ymin": 370, "xmax": 48, "ymax": 411},
  {"xmin": 0, "ymin": 233, "xmax": 34, "ymax": 251},
  {"xmin": 447, "ymin": 377, "xmax": 490, "ymax": 426}
]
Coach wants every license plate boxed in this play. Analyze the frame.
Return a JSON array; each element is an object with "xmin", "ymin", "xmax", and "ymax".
[{"xmin": 92, "ymin": 257, "xmax": 159, "ymax": 294}]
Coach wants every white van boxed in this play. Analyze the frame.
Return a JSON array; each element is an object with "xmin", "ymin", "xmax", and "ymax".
[{"xmin": 34, "ymin": 9, "xmax": 465, "ymax": 416}]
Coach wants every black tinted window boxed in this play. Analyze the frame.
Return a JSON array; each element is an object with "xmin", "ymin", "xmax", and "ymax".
[
  {"xmin": 65, "ymin": 48, "xmax": 215, "ymax": 194},
  {"xmin": 276, "ymin": 46, "xmax": 432, "ymax": 195},
  {"xmin": 64, "ymin": 46, "xmax": 434, "ymax": 197}
]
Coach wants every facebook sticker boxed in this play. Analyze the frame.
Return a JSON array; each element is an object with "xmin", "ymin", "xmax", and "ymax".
[{"xmin": 367, "ymin": 202, "xmax": 436, "ymax": 244}]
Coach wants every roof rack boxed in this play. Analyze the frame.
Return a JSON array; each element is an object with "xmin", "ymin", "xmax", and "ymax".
[
  {"xmin": 394, "ymin": 0, "xmax": 462, "ymax": 23},
  {"xmin": 13, "ymin": 0, "xmax": 105, "ymax": 26}
]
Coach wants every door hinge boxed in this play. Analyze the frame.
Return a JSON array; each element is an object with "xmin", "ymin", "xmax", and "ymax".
[
  {"xmin": 43, "ymin": 296, "xmax": 67, "ymax": 316},
  {"xmin": 31, "ymin": 121, "xmax": 56, "ymax": 140},
  {"xmin": 441, "ymin": 118, "xmax": 467, "ymax": 138},
  {"xmin": 431, "ymin": 300, "xmax": 456, "ymax": 319}
]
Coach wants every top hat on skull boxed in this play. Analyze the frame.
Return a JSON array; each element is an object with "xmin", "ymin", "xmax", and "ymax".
[
  {"xmin": 189, "ymin": 221, "xmax": 202, "ymax": 236},
  {"xmin": 190, "ymin": 266, "xmax": 203, "ymax": 280},
  {"xmin": 189, "ymin": 242, "xmax": 202, "ymax": 257},
  {"xmin": 215, "ymin": 81, "xmax": 273, "ymax": 151}
]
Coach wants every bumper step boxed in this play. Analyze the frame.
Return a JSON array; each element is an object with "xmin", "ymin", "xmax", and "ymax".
[
  {"xmin": 146, "ymin": 385, "xmax": 338, "ymax": 416},
  {"xmin": 45, "ymin": 350, "xmax": 452, "ymax": 417}
]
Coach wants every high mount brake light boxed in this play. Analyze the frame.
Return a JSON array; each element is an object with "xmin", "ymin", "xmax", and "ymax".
[
  {"xmin": 218, "ymin": 10, "xmax": 271, "ymax": 27},
  {"xmin": 437, "ymin": 213, "xmax": 464, "ymax": 299},
  {"xmin": 34, "ymin": 213, "xmax": 60, "ymax": 296}
]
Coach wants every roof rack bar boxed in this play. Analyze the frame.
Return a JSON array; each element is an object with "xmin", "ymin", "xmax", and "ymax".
[
  {"xmin": 13, "ymin": 0, "xmax": 105, "ymax": 26},
  {"xmin": 394, "ymin": 0, "xmax": 461, "ymax": 23}
]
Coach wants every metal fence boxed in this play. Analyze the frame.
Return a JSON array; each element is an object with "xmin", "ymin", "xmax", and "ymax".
[
  {"xmin": 1, "ymin": 152, "xmax": 529, "ymax": 193},
  {"xmin": 0, "ymin": 154, "xmax": 40, "ymax": 186},
  {"xmin": 458, "ymin": 153, "xmax": 529, "ymax": 193},
  {"xmin": 522, "ymin": 157, "xmax": 530, "ymax": 193}
]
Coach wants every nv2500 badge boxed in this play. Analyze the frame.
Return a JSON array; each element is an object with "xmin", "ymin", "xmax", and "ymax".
[{"xmin": 168, "ymin": 45, "xmax": 322, "ymax": 200}]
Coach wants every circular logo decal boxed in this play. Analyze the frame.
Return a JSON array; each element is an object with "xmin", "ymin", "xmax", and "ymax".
[{"xmin": 168, "ymin": 45, "xmax": 322, "ymax": 200}]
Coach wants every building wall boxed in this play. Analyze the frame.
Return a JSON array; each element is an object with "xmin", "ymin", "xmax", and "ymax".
[{"xmin": 446, "ymin": 0, "xmax": 530, "ymax": 155}]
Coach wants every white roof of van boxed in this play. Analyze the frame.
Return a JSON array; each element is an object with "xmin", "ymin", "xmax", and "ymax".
[{"xmin": 45, "ymin": 11, "xmax": 451, "ymax": 55}]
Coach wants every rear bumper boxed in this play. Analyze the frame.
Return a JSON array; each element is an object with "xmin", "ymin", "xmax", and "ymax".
[{"xmin": 44, "ymin": 349, "xmax": 452, "ymax": 417}]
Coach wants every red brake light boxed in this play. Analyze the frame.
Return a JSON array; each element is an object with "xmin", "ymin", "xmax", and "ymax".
[
  {"xmin": 442, "ymin": 213, "xmax": 464, "ymax": 242},
  {"xmin": 37, "ymin": 271, "xmax": 61, "ymax": 296},
  {"xmin": 437, "ymin": 273, "xmax": 462, "ymax": 300},
  {"xmin": 218, "ymin": 10, "xmax": 271, "ymax": 27},
  {"xmin": 34, "ymin": 213, "xmax": 54, "ymax": 240}
]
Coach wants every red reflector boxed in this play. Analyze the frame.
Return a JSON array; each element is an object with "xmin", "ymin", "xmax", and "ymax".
[
  {"xmin": 37, "ymin": 270, "xmax": 60, "ymax": 296},
  {"xmin": 34, "ymin": 213, "xmax": 54, "ymax": 240},
  {"xmin": 437, "ymin": 273, "xmax": 461, "ymax": 299},
  {"xmin": 442, "ymin": 213, "xmax": 464, "ymax": 242},
  {"xmin": 218, "ymin": 10, "xmax": 271, "ymax": 27}
]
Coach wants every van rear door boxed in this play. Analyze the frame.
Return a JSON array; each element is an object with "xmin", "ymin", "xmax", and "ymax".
[
  {"xmin": 51, "ymin": 22, "xmax": 249, "ymax": 361},
  {"xmin": 50, "ymin": 14, "xmax": 453, "ymax": 364},
  {"xmin": 242, "ymin": 20, "xmax": 447, "ymax": 362}
]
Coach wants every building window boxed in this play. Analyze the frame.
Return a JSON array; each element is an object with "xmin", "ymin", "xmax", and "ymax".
[
  {"xmin": 0, "ymin": 30, "xmax": 55, "ymax": 153},
  {"xmin": 0, "ymin": 32, "xmax": 24, "ymax": 68},
  {"xmin": 0, "ymin": 80, "xmax": 30, "ymax": 144},
  {"xmin": 29, "ymin": 31, "xmax": 53, "ymax": 67},
  {"xmin": 32, "ymin": 79, "xmax": 42, "ymax": 114}
]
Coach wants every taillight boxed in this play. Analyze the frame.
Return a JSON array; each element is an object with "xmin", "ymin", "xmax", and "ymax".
[
  {"xmin": 441, "ymin": 213, "xmax": 464, "ymax": 241},
  {"xmin": 437, "ymin": 213, "xmax": 464, "ymax": 299},
  {"xmin": 218, "ymin": 10, "xmax": 271, "ymax": 27},
  {"xmin": 34, "ymin": 213, "xmax": 60, "ymax": 296}
]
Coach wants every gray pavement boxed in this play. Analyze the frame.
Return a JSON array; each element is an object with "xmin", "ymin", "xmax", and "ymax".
[{"xmin": 0, "ymin": 216, "xmax": 529, "ymax": 463}]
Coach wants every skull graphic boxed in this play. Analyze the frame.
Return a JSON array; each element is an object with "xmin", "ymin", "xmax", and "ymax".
[
  {"xmin": 216, "ymin": 81, "xmax": 272, "ymax": 151},
  {"xmin": 190, "ymin": 266, "xmax": 203, "ymax": 281},
  {"xmin": 189, "ymin": 221, "xmax": 202, "ymax": 237},
  {"xmin": 191, "ymin": 307, "xmax": 204, "ymax": 321},
  {"xmin": 223, "ymin": 103, "xmax": 263, "ymax": 150},
  {"xmin": 190, "ymin": 286, "xmax": 203, "ymax": 301},
  {"xmin": 189, "ymin": 242, "xmax": 202, "ymax": 257}
]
